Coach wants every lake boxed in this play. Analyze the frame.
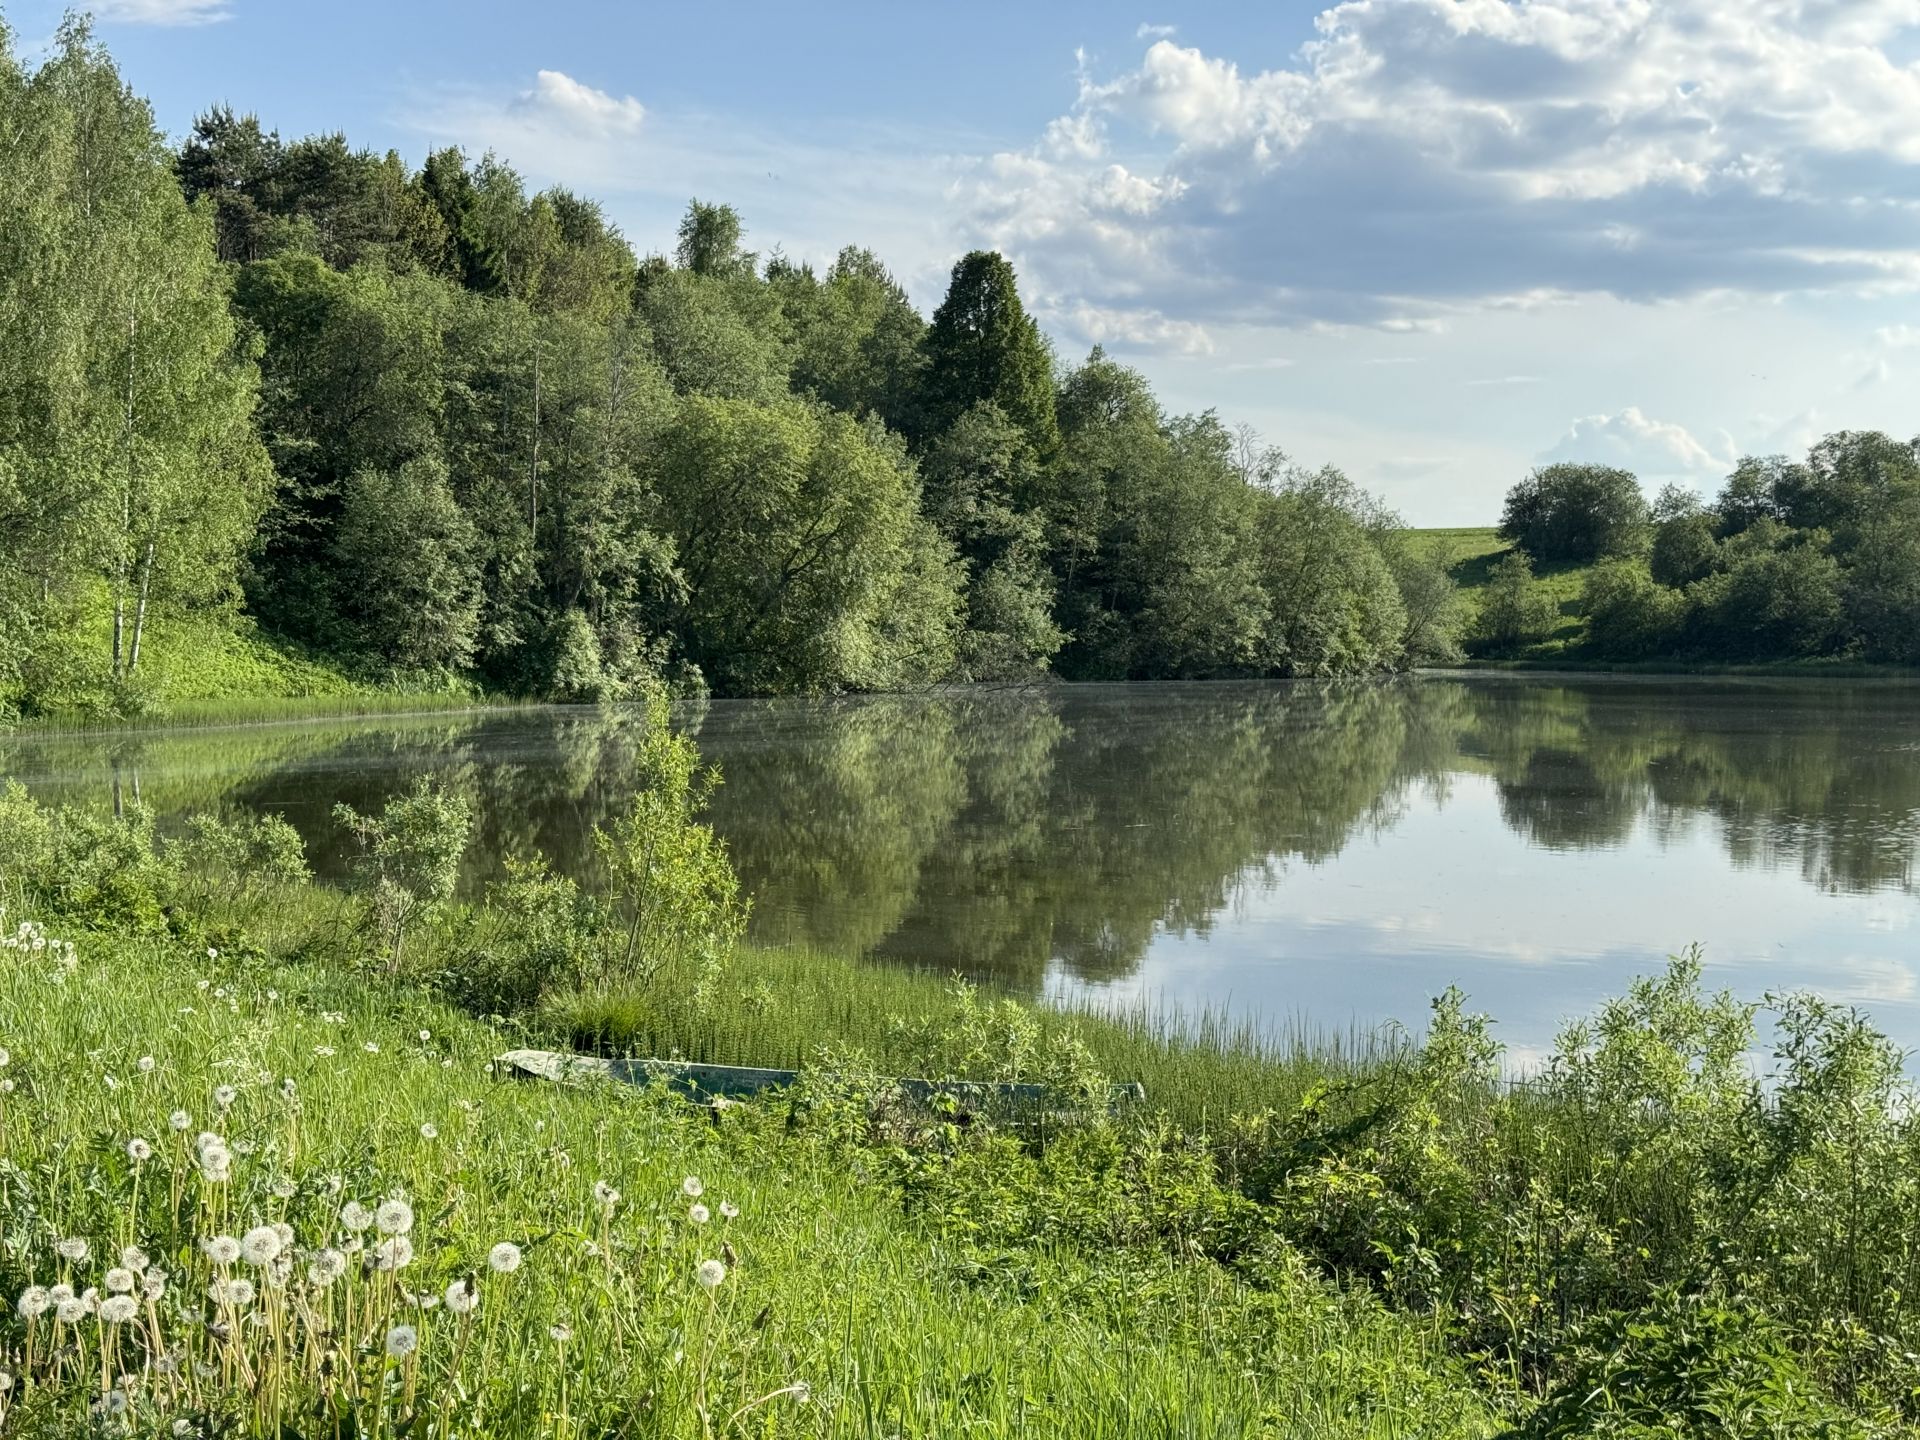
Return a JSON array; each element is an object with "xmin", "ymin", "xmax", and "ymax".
[{"xmin": 7, "ymin": 675, "xmax": 1920, "ymax": 1057}]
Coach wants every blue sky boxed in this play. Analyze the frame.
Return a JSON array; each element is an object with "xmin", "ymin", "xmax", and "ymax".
[{"xmin": 14, "ymin": 0, "xmax": 1920, "ymax": 523}]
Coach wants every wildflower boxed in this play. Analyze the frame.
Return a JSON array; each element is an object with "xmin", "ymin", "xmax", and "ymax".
[
  {"xmin": 104, "ymin": 1268, "xmax": 136, "ymax": 1294},
  {"xmin": 54, "ymin": 1237, "xmax": 88, "ymax": 1262},
  {"xmin": 372, "ymin": 1236, "xmax": 415, "ymax": 1271},
  {"xmin": 384, "ymin": 1324, "xmax": 418, "ymax": 1358},
  {"xmin": 16, "ymin": 1286, "xmax": 49, "ymax": 1319},
  {"xmin": 213, "ymin": 1085, "xmax": 237, "ymax": 1109},
  {"xmin": 240, "ymin": 1227, "xmax": 282, "ymax": 1267},
  {"xmin": 55, "ymin": 1297, "xmax": 88, "ymax": 1324},
  {"xmin": 120, "ymin": 1246, "xmax": 148, "ymax": 1272},
  {"xmin": 208, "ymin": 1277, "xmax": 254, "ymax": 1307},
  {"xmin": 689, "ymin": 1203, "xmax": 710, "ymax": 1224},
  {"xmin": 99, "ymin": 1295, "xmax": 138, "ymax": 1325},
  {"xmin": 126, "ymin": 1137, "xmax": 153, "ymax": 1163},
  {"xmin": 444, "ymin": 1278, "xmax": 479, "ymax": 1315},
  {"xmin": 307, "ymin": 1249, "xmax": 348, "ymax": 1287},
  {"xmin": 419, "ymin": 1123, "xmax": 438, "ymax": 1140},
  {"xmin": 340, "ymin": 1201, "xmax": 373, "ymax": 1233},
  {"xmin": 375, "ymin": 1198, "xmax": 414, "ymax": 1235},
  {"xmin": 548, "ymin": 1323, "xmax": 573, "ymax": 1342},
  {"xmin": 202, "ymin": 1236, "xmax": 241, "ymax": 1266},
  {"xmin": 141, "ymin": 1271, "xmax": 167, "ymax": 1300},
  {"xmin": 314, "ymin": 1046, "xmax": 335, "ymax": 1058},
  {"xmin": 720, "ymin": 1201, "xmax": 739, "ymax": 1220},
  {"xmin": 48, "ymin": 1284, "xmax": 73, "ymax": 1302},
  {"xmin": 97, "ymin": 1388, "xmax": 129, "ymax": 1417},
  {"xmin": 418, "ymin": 1030, "xmax": 431, "ymax": 1043},
  {"xmin": 696, "ymin": 1259, "xmax": 727, "ymax": 1289},
  {"xmin": 487, "ymin": 1242, "xmax": 522, "ymax": 1274},
  {"xmin": 592, "ymin": 1179, "xmax": 621, "ymax": 1211},
  {"xmin": 207, "ymin": 947, "xmax": 218, "ymax": 960},
  {"xmin": 681, "ymin": 1176, "xmax": 704, "ymax": 1198},
  {"xmin": 169, "ymin": 1110, "xmax": 191, "ymax": 1132}
]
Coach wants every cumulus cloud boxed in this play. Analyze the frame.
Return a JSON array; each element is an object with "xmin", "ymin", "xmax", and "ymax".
[
  {"xmin": 1048, "ymin": 300, "xmax": 1215, "ymax": 354},
  {"xmin": 92, "ymin": 0, "xmax": 230, "ymax": 23},
  {"xmin": 1539, "ymin": 407, "xmax": 1738, "ymax": 476},
  {"xmin": 959, "ymin": 1, "xmax": 1920, "ymax": 330},
  {"xmin": 512, "ymin": 70, "xmax": 646, "ymax": 137}
]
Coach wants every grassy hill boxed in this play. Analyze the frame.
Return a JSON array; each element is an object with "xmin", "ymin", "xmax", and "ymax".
[{"xmin": 1407, "ymin": 526, "xmax": 1595, "ymax": 660}]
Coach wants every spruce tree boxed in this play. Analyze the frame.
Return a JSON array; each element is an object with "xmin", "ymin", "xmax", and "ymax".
[{"xmin": 921, "ymin": 251, "xmax": 1059, "ymax": 459}]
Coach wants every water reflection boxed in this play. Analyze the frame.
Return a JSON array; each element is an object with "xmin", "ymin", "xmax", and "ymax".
[{"xmin": 7, "ymin": 677, "xmax": 1920, "ymax": 1042}]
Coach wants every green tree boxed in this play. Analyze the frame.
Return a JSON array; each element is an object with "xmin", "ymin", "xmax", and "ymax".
[
  {"xmin": 1649, "ymin": 484, "xmax": 1720, "ymax": 588},
  {"xmin": 1499, "ymin": 463, "xmax": 1650, "ymax": 563},
  {"xmin": 331, "ymin": 457, "xmax": 483, "ymax": 673},
  {"xmin": 333, "ymin": 777, "xmax": 473, "ymax": 970},
  {"xmin": 1254, "ymin": 467, "xmax": 1408, "ymax": 676},
  {"xmin": 1469, "ymin": 552, "xmax": 1560, "ymax": 656},
  {"xmin": 921, "ymin": 250, "xmax": 1059, "ymax": 458},
  {"xmin": 774, "ymin": 246, "xmax": 927, "ymax": 436},
  {"xmin": 1581, "ymin": 561, "xmax": 1683, "ymax": 658},
  {"xmin": 674, "ymin": 199, "xmax": 754, "ymax": 280}
]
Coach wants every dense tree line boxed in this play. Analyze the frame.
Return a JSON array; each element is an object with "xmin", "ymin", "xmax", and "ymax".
[
  {"xmin": 1481, "ymin": 441, "xmax": 1920, "ymax": 664},
  {"xmin": 0, "ymin": 24, "xmax": 1459, "ymax": 715}
]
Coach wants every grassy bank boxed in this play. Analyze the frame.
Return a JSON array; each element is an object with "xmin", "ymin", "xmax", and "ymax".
[{"xmin": 1406, "ymin": 527, "xmax": 1592, "ymax": 656}]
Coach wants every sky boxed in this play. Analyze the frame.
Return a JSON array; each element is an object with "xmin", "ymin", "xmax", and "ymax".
[{"xmin": 11, "ymin": 0, "xmax": 1920, "ymax": 524}]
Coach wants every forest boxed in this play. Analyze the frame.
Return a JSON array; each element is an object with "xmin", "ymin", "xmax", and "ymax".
[{"xmin": 0, "ymin": 20, "xmax": 1466, "ymax": 720}]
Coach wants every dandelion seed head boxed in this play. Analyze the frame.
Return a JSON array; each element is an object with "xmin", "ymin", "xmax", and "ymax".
[
  {"xmin": 375, "ymin": 1199, "xmax": 414, "ymax": 1235},
  {"xmin": 270, "ymin": 1177, "xmax": 295, "ymax": 1199},
  {"xmin": 384, "ymin": 1324, "xmax": 418, "ymax": 1358},
  {"xmin": 202, "ymin": 1236, "xmax": 240, "ymax": 1266},
  {"xmin": 418, "ymin": 1123, "xmax": 437, "ymax": 1140},
  {"xmin": 104, "ymin": 1268, "xmax": 136, "ymax": 1294},
  {"xmin": 340, "ymin": 1201, "xmax": 373, "ymax": 1233},
  {"xmin": 592, "ymin": 1179, "xmax": 620, "ymax": 1210},
  {"xmin": 240, "ymin": 1226, "xmax": 282, "ymax": 1267},
  {"xmin": 681, "ymin": 1176, "xmax": 703, "ymax": 1198},
  {"xmin": 444, "ymin": 1278, "xmax": 479, "ymax": 1315},
  {"xmin": 696, "ymin": 1258, "xmax": 726, "ymax": 1289},
  {"xmin": 363, "ymin": 1042, "xmax": 379, "ymax": 1054},
  {"xmin": 55, "ymin": 1297, "xmax": 87, "ymax": 1324},
  {"xmin": 307, "ymin": 1249, "xmax": 347, "ymax": 1287},
  {"xmin": 141, "ymin": 1271, "xmax": 166, "ymax": 1300},
  {"xmin": 48, "ymin": 1284, "xmax": 73, "ymax": 1302},
  {"xmin": 212, "ymin": 1085, "xmax": 236, "ymax": 1109},
  {"xmin": 0, "ymin": 1046, "xmax": 9, "ymax": 1067},
  {"xmin": 120, "ymin": 1246, "xmax": 148, "ymax": 1272},
  {"xmin": 719, "ymin": 1201, "xmax": 739, "ymax": 1220},
  {"xmin": 99, "ymin": 1295, "xmax": 137, "ymax": 1325},
  {"xmin": 54, "ymin": 1237, "xmax": 88, "ymax": 1262},
  {"xmin": 548, "ymin": 1322, "xmax": 572, "ymax": 1342},
  {"xmin": 208, "ymin": 1277, "xmax": 254, "ymax": 1307},
  {"xmin": 372, "ymin": 1236, "xmax": 414, "ymax": 1272},
  {"xmin": 689, "ymin": 1203, "xmax": 710, "ymax": 1224},
  {"xmin": 126, "ymin": 1138, "xmax": 152, "ymax": 1163},
  {"xmin": 487, "ymin": 1241, "xmax": 522, "ymax": 1274},
  {"xmin": 169, "ymin": 1110, "xmax": 191, "ymax": 1132},
  {"xmin": 16, "ymin": 1286, "xmax": 48, "ymax": 1319}
]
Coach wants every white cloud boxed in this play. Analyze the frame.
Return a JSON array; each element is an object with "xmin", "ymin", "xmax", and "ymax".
[
  {"xmin": 92, "ymin": 0, "xmax": 229, "ymax": 23},
  {"xmin": 1876, "ymin": 323, "xmax": 1920, "ymax": 348},
  {"xmin": 1136, "ymin": 23, "xmax": 1178, "ymax": 40},
  {"xmin": 959, "ymin": 1, "xmax": 1920, "ymax": 329},
  {"xmin": 1539, "ymin": 406, "xmax": 1738, "ymax": 476},
  {"xmin": 1049, "ymin": 301, "xmax": 1215, "ymax": 355},
  {"xmin": 512, "ymin": 70, "xmax": 646, "ymax": 138},
  {"xmin": 1466, "ymin": 375, "xmax": 1544, "ymax": 387}
]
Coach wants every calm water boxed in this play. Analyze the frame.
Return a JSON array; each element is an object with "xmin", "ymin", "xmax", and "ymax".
[{"xmin": 7, "ymin": 676, "xmax": 1920, "ymax": 1055}]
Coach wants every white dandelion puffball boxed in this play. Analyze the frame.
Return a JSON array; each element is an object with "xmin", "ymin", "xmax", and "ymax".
[
  {"xmin": 340, "ymin": 1201, "xmax": 373, "ymax": 1233},
  {"xmin": 169, "ymin": 1110, "xmax": 191, "ymax": 1132},
  {"xmin": 681, "ymin": 1176, "xmax": 704, "ymax": 1198},
  {"xmin": 0, "ymin": 1046, "xmax": 9, "ymax": 1067},
  {"xmin": 418, "ymin": 1123, "xmax": 437, "ymax": 1140},
  {"xmin": 202, "ymin": 1236, "xmax": 241, "ymax": 1266},
  {"xmin": 372, "ymin": 1236, "xmax": 415, "ymax": 1272},
  {"xmin": 48, "ymin": 1284, "xmax": 73, "ymax": 1303},
  {"xmin": 592, "ymin": 1179, "xmax": 620, "ymax": 1210},
  {"xmin": 54, "ymin": 1237, "xmax": 88, "ymax": 1262},
  {"xmin": 213, "ymin": 1085, "xmax": 237, "ymax": 1109},
  {"xmin": 16, "ymin": 1286, "xmax": 49, "ymax": 1319},
  {"xmin": 307, "ymin": 1249, "xmax": 348, "ymax": 1287},
  {"xmin": 141, "ymin": 1271, "xmax": 167, "ymax": 1300},
  {"xmin": 375, "ymin": 1199, "xmax": 414, "ymax": 1235},
  {"xmin": 487, "ymin": 1242, "xmax": 522, "ymax": 1274},
  {"xmin": 548, "ymin": 1323, "xmax": 573, "ymax": 1343},
  {"xmin": 719, "ymin": 1201, "xmax": 739, "ymax": 1220},
  {"xmin": 126, "ymin": 1138, "xmax": 152, "ymax": 1163},
  {"xmin": 444, "ymin": 1279, "xmax": 479, "ymax": 1315},
  {"xmin": 209, "ymin": 1277, "xmax": 255, "ymax": 1307},
  {"xmin": 240, "ymin": 1226, "xmax": 282, "ymax": 1267},
  {"xmin": 136, "ymin": 1056, "xmax": 154, "ymax": 1074},
  {"xmin": 384, "ymin": 1324, "xmax": 418, "ymax": 1358},
  {"xmin": 55, "ymin": 1297, "xmax": 88, "ymax": 1324},
  {"xmin": 696, "ymin": 1259, "xmax": 726, "ymax": 1289},
  {"xmin": 120, "ymin": 1246, "xmax": 148, "ymax": 1272},
  {"xmin": 99, "ymin": 1295, "xmax": 137, "ymax": 1325},
  {"xmin": 104, "ymin": 1268, "xmax": 136, "ymax": 1294},
  {"xmin": 689, "ymin": 1203, "xmax": 710, "ymax": 1224}
]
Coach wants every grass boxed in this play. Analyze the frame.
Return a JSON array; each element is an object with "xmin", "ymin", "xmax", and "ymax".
[
  {"xmin": 1406, "ymin": 528, "xmax": 1593, "ymax": 658},
  {"xmin": 0, "ymin": 918, "xmax": 1498, "ymax": 1439}
]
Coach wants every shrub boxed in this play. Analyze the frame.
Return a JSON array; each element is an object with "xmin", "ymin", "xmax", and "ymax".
[
  {"xmin": 1469, "ymin": 552, "xmax": 1561, "ymax": 656},
  {"xmin": 1500, "ymin": 464, "xmax": 1650, "ymax": 564},
  {"xmin": 1581, "ymin": 562, "xmax": 1685, "ymax": 659},
  {"xmin": 333, "ymin": 778, "xmax": 474, "ymax": 970}
]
